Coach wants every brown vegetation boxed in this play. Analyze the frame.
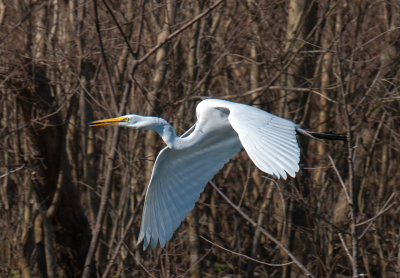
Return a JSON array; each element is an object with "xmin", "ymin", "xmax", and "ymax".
[{"xmin": 0, "ymin": 0, "xmax": 399, "ymax": 277}]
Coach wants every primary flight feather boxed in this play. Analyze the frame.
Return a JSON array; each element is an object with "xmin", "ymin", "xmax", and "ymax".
[{"xmin": 90, "ymin": 99, "xmax": 304, "ymax": 249}]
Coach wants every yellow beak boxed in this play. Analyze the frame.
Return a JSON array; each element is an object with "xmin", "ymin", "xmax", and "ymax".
[{"xmin": 89, "ymin": 116, "xmax": 125, "ymax": 127}]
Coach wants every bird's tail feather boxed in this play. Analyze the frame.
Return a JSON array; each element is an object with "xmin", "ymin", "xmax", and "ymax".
[{"xmin": 296, "ymin": 128, "xmax": 348, "ymax": 142}]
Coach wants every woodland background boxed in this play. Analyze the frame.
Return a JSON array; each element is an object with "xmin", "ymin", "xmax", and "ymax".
[{"xmin": 0, "ymin": 0, "xmax": 399, "ymax": 277}]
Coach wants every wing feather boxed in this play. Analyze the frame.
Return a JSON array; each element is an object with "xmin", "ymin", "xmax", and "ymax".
[
  {"xmin": 227, "ymin": 103, "xmax": 300, "ymax": 179},
  {"xmin": 138, "ymin": 129, "xmax": 242, "ymax": 249}
]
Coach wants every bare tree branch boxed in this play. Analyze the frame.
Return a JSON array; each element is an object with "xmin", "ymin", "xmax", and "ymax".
[{"xmin": 209, "ymin": 181, "xmax": 315, "ymax": 278}]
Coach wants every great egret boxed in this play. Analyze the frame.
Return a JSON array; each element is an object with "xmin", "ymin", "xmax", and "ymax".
[{"xmin": 89, "ymin": 98, "xmax": 344, "ymax": 249}]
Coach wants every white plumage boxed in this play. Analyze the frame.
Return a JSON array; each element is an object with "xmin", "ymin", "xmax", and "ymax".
[{"xmin": 89, "ymin": 99, "xmax": 301, "ymax": 249}]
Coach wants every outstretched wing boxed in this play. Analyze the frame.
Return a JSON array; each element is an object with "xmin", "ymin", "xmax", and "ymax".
[
  {"xmin": 227, "ymin": 103, "xmax": 300, "ymax": 179},
  {"xmin": 137, "ymin": 126, "xmax": 242, "ymax": 249}
]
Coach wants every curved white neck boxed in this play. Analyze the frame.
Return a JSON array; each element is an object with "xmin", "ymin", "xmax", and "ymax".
[{"xmin": 138, "ymin": 116, "xmax": 181, "ymax": 149}]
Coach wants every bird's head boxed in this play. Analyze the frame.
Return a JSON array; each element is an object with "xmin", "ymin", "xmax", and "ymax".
[{"xmin": 89, "ymin": 114, "xmax": 148, "ymax": 129}]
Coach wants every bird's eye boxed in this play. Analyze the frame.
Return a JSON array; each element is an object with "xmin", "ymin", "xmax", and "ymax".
[{"xmin": 123, "ymin": 117, "xmax": 129, "ymax": 122}]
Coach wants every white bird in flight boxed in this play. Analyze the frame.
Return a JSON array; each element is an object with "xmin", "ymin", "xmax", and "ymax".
[{"xmin": 89, "ymin": 98, "xmax": 344, "ymax": 249}]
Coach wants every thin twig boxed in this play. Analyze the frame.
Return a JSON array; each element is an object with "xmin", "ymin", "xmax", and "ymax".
[
  {"xmin": 266, "ymin": 177, "xmax": 287, "ymax": 240},
  {"xmin": 201, "ymin": 236, "xmax": 294, "ymax": 267},
  {"xmin": 101, "ymin": 0, "xmax": 136, "ymax": 57},
  {"xmin": 356, "ymin": 192, "xmax": 396, "ymax": 227},
  {"xmin": 177, "ymin": 248, "xmax": 212, "ymax": 278},
  {"xmin": 93, "ymin": 0, "xmax": 118, "ymax": 114},
  {"xmin": 338, "ymin": 233, "xmax": 354, "ymax": 266},
  {"xmin": 357, "ymin": 193, "xmax": 396, "ymax": 241},
  {"xmin": 328, "ymin": 155, "xmax": 352, "ymax": 205},
  {"xmin": 0, "ymin": 164, "xmax": 25, "ymax": 179}
]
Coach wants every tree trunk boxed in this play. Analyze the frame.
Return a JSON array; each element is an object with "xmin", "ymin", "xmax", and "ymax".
[{"xmin": 14, "ymin": 62, "xmax": 91, "ymax": 277}]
